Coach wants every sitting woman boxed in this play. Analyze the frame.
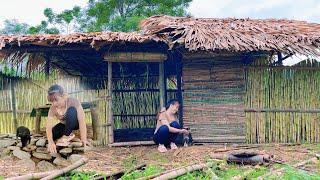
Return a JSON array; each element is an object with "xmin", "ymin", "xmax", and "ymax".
[
  {"xmin": 46, "ymin": 84, "xmax": 88, "ymax": 154},
  {"xmin": 153, "ymin": 99, "xmax": 189, "ymax": 153}
]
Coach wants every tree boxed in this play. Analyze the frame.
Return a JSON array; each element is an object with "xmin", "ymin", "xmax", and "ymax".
[
  {"xmin": 28, "ymin": 21, "xmax": 59, "ymax": 34},
  {"xmin": 84, "ymin": 0, "xmax": 192, "ymax": 32},
  {"xmin": 0, "ymin": 19, "xmax": 30, "ymax": 35},
  {"xmin": 42, "ymin": 6, "xmax": 82, "ymax": 34}
]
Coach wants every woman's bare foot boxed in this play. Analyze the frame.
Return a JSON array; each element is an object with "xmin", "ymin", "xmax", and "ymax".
[
  {"xmin": 170, "ymin": 142, "xmax": 178, "ymax": 150},
  {"xmin": 158, "ymin": 144, "xmax": 167, "ymax": 153}
]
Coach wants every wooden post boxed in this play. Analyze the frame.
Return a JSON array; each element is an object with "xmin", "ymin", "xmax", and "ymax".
[
  {"xmin": 107, "ymin": 61, "xmax": 114, "ymax": 144},
  {"xmin": 10, "ymin": 79, "xmax": 18, "ymax": 131},
  {"xmin": 159, "ymin": 61, "xmax": 165, "ymax": 108},
  {"xmin": 90, "ymin": 104, "xmax": 99, "ymax": 140},
  {"xmin": 45, "ymin": 56, "xmax": 51, "ymax": 77},
  {"xmin": 35, "ymin": 109, "xmax": 41, "ymax": 133},
  {"xmin": 175, "ymin": 53, "xmax": 184, "ymax": 126}
]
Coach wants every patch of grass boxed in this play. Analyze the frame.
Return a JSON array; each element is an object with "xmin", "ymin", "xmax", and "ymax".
[
  {"xmin": 122, "ymin": 155, "xmax": 139, "ymax": 171},
  {"xmin": 266, "ymin": 166, "xmax": 320, "ymax": 180},
  {"xmin": 146, "ymin": 152, "xmax": 169, "ymax": 163},
  {"xmin": 56, "ymin": 171, "xmax": 103, "ymax": 180},
  {"xmin": 120, "ymin": 165, "xmax": 163, "ymax": 180}
]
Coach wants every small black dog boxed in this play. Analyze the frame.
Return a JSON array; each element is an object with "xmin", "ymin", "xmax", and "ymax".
[{"xmin": 16, "ymin": 126, "xmax": 31, "ymax": 147}]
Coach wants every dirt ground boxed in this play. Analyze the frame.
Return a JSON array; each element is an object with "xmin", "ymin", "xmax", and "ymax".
[{"xmin": 1, "ymin": 143, "xmax": 320, "ymax": 178}]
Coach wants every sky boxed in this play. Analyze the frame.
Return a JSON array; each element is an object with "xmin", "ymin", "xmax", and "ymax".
[{"xmin": 0, "ymin": 0, "xmax": 319, "ymax": 65}]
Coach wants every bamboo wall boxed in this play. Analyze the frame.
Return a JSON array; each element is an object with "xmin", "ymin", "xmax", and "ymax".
[
  {"xmin": 183, "ymin": 58, "xmax": 246, "ymax": 143},
  {"xmin": 245, "ymin": 59, "xmax": 320, "ymax": 143},
  {"xmin": 0, "ymin": 75, "xmax": 107, "ymax": 141}
]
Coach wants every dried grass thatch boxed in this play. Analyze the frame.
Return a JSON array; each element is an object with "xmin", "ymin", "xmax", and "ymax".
[
  {"xmin": 0, "ymin": 15, "xmax": 320, "ymax": 57},
  {"xmin": 0, "ymin": 32, "xmax": 162, "ymax": 50},
  {"xmin": 140, "ymin": 15, "xmax": 320, "ymax": 56}
]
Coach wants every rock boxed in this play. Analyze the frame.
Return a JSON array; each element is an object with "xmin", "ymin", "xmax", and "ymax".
[
  {"xmin": 27, "ymin": 145, "xmax": 37, "ymax": 151},
  {"xmin": 50, "ymin": 153, "xmax": 61, "ymax": 158},
  {"xmin": 33, "ymin": 152, "xmax": 52, "ymax": 160},
  {"xmin": 36, "ymin": 147, "xmax": 48, "ymax": 154},
  {"xmin": 70, "ymin": 142, "xmax": 83, "ymax": 148},
  {"xmin": 68, "ymin": 154, "xmax": 84, "ymax": 164},
  {"xmin": 73, "ymin": 147, "xmax": 85, "ymax": 152},
  {"xmin": 36, "ymin": 139, "xmax": 46, "ymax": 147},
  {"xmin": 17, "ymin": 142, "xmax": 22, "ymax": 147},
  {"xmin": 53, "ymin": 157, "xmax": 71, "ymax": 167},
  {"xmin": 13, "ymin": 149, "xmax": 31, "ymax": 159},
  {"xmin": 7, "ymin": 146, "xmax": 20, "ymax": 151},
  {"xmin": 37, "ymin": 160, "xmax": 56, "ymax": 171},
  {"xmin": 59, "ymin": 148, "xmax": 72, "ymax": 155},
  {"xmin": 71, "ymin": 137, "xmax": 81, "ymax": 142},
  {"xmin": 1, "ymin": 148, "xmax": 11, "ymax": 158},
  {"xmin": 32, "ymin": 134, "xmax": 43, "ymax": 138},
  {"xmin": 8, "ymin": 133, "xmax": 16, "ymax": 138},
  {"xmin": 17, "ymin": 159, "xmax": 36, "ymax": 170},
  {"xmin": 0, "ymin": 134, "xmax": 9, "ymax": 139},
  {"xmin": 30, "ymin": 138, "xmax": 38, "ymax": 145},
  {"xmin": 0, "ymin": 139, "xmax": 16, "ymax": 148}
]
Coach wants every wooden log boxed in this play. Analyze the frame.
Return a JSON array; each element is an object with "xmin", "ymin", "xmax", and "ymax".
[
  {"xmin": 108, "ymin": 141, "xmax": 155, "ymax": 147},
  {"xmin": 5, "ymin": 170, "xmax": 57, "ymax": 180},
  {"xmin": 90, "ymin": 104, "xmax": 99, "ymax": 140},
  {"xmin": 159, "ymin": 61, "xmax": 165, "ymax": 108},
  {"xmin": 104, "ymin": 52, "xmax": 167, "ymax": 62},
  {"xmin": 40, "ymin": 158, "xmax": 88, "ymax": 180},
  {"xmin": 107, "ymin": 61, "xmax": 114, "ymax": 144},
  {"xmin": 151, "ymin": 162, "xmax": 214, "ymax": 180}
]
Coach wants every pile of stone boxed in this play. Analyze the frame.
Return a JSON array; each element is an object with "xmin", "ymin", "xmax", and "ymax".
[{"xmin": 0, "ymin": 133, "xmax": 86, "ymax": 171}]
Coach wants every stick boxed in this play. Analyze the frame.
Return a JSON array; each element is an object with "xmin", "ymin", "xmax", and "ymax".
[
  {"xmin": 151, "ymin": 162, "xmax": 214, "ymax": 180},
  {"xmin": 137, "ymin": 166, "xmax": 184, "ymax": 180},
  {"xmin": 93, "ymin": 163, "xmax": 146, "ymax": 180},
  {"xmin": 108, "ymin": 141, "xmax": 155, "ymax": 147},
  {"xmin": 40, "ymin": 158, "xmax": 88, "ymax": 180},
  {"xmin": 5, "ymin": 170, "xmax": 57, "ymax": 180},
  {"xmin": 258, "ymin": 157, "xmax": 317, "ymax": 179}
]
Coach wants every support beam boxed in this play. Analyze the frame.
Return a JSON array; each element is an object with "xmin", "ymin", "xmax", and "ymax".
[
  {"xmin": 104, "ymin": 52, "xmax": 167, "ymax": 62},
  {"xmin": 10, "ymin": 79, "xmax": 18, "ymax": 131},
  {"xmin": 45, "ymin": 55, "xmax": 51, "ymax": 77},
  {"xmin": 175, "ymin": 52, "xmax": 184, "ymax": 126},
  {"xmin": 159, "ymin": 61, "xmax": 165, "ymax": 108},
  {"xmin": 107, "ymin": 61, "xmax": 114, "ymax": 144}
]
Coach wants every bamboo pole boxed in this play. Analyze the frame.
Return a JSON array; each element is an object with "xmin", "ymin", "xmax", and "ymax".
[
  {"xmin": 151, "ymin": 162, "xmax": 214, "ymax": 180},
  {"xmin": 5, "ymin": 170, "xmax": 57, "ymax": 180},
  {"xmin": 40, "ymin": 158, "xmax": 88, "ymax": 180},
  {"xmin": 10, "ymin": 79, "xmax": 18, "ymax": 131}
]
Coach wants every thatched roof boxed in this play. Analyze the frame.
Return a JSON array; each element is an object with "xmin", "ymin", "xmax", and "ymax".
[
  {"xmin": 140, "ymin": 15, "xmax": 320, "ymax": 56},
  {"xmin": 0, "ymin": 31, "xmax": 162, "ymax": 50}
]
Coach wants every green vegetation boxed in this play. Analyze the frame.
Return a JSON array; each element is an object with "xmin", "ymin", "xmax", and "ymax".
[
  {"xmin": 55, "ymin": 171, "xmax": 104, "ymax": 180},
  {"xmin": 121, "ymin": 165, "xmax": 164, "ymax": 180},
  {"xmin": 0, "ymin": 0, "xmax": 192, "ymax": 34}
]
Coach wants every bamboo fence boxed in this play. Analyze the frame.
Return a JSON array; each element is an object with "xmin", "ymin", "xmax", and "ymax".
[{"xmin": 245, "ymin": 59, "xmax": 320, "ymax": 143}]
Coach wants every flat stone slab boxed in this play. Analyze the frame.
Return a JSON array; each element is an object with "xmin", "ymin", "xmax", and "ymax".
[
  {"xmin": 33, "ymin": 152, "xmax": 52, "ymax": 160},
  {"xmin": 36, "ymin": 139, "xmax": 46, "ymax": 147},
  {"xmin": 0, "ymin": 139, "xmax": 16, "ymax": 148},
  {"xmin": 17, "ymin": 159, "xmax": 36, "ymax": 170},
  {"xmin": 37, "ymin": 160, "xmax": 56, "ymax": 171},
  {"xmin": 53, "ymin": 157, "xmax": 71, "ymax": 167},
  {"xmin": 13, "ymin": 149, "xmax": 31, "ymax": 159}
]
